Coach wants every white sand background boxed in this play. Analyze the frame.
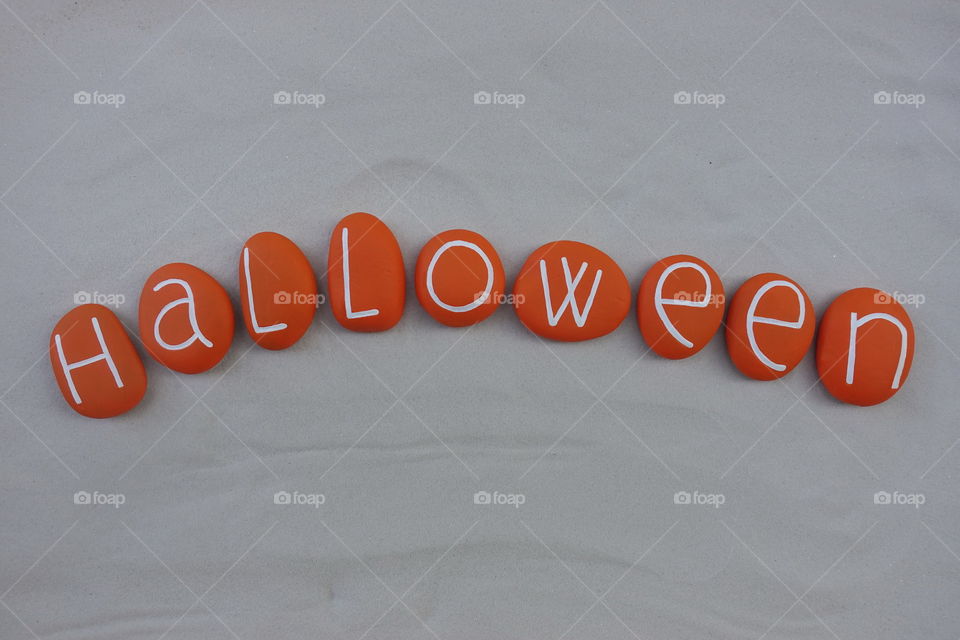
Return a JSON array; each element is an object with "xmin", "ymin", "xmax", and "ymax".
[{"xmin": 2, "ymin": 1, "xmax": 959, "ymax": 638}]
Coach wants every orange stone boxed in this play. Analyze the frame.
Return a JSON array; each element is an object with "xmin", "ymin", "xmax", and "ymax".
[
  {"xmin": 327, "ymin": 212, "xmax": 405, "ymax": 332},
  {"xmin": 49, "ymin": 304, "xmax": 147, "ymax": 418},
  {"xmin": 725, "ymin": 273, "xmax": 815, "ymax": 380},
  {"xmin": 637, "ymin": 254, "xmax": 725, "ymax": 359},
  {"xmin": 513, "ymin": 241, "xmax": 630, "ymax": 342},
  {"xmin": 239, "ymin": 232, "xmax": 318, "ymax": 350},
  {"xmin": 139, "ymin": 262, "xmax": 234, "ymax": 374},
  {"xmin": 415, "ymin": 229, "xmax": 505, "ymax": 327},
  {"xmin": 817, "ymin": 287, "xmax": 915, "ymax": 406}
]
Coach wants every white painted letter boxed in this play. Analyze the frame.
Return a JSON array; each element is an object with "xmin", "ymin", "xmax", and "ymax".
[
  {"xmin": 152, "ymin": 278, "xmax": 213, "ymax": 351},
  {"xmin": 846, "ymin": 312, "xmax": 908, "ymax": 389},
  {"xmin": 341, "ymin": 227, "xmax": 379, "ymax": 319},
  {"xmin": 654, "ymin": 262, "xmax": 712, "ymax": 349},
  {"xmin": 54, "ymin": 317, "xmax": 123, "ymax": 404},
  {"xmin": 540, "ymin": 257, "xmax": 602, "ymax": 327},
  {"xmin": 745, "ymin": 280, "xmax": 805, "ymax": 372},
  {"xmin": 426, "ymin": 240, "xmax": 494, "ymax": 312},
  {"xmin": 243, "ymin": 247, "xmax": 287, "ymax": 334}
]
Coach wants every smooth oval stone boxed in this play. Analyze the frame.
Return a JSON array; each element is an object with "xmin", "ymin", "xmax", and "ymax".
[
  {"xmin": 415, "ymin": 229, "xmax": 505, "ymax": 327},
  {"xmin": 513, "ymin": 240, "xmax": 630, "ymax": 342},
  {"xmin": 49, "ymin": 304, "xmax": 147, "ymax": 418},
  {"xmin": 239, "ymin": 232, "xmax": 318, "ymax": 350},
  {"xmin": 637, "ymin": 254, "xmax": 725, "ymax": 359},
  {"xmin": 327, "ymin": 212, "xmax": 405, "ymax": 332},
  {"xmin": 816, "ymin": 287, "xmax": 915, "ymax": 406},
  {"xmin": 139, "ymin": 262, "xmax": 234, "ymax": 374},
  {"xmin": 725, "ymin": 273, "xmax": 814, "ymax": 380}
]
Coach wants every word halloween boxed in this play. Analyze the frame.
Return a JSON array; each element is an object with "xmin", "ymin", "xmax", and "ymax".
[{"xmin": 49, "ymin": 213, "xmax": 916, "ymax": 418}]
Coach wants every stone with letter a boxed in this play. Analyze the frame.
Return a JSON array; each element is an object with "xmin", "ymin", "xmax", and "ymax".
[{"xmin": 139, "ymin": 262, "xmax": 234, "ymax": 374}]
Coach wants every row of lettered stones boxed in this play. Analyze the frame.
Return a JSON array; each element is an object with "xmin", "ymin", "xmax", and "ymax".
[{"xmin": 49, "ymin": 212, "xmax": 915, "ymax": 418}]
